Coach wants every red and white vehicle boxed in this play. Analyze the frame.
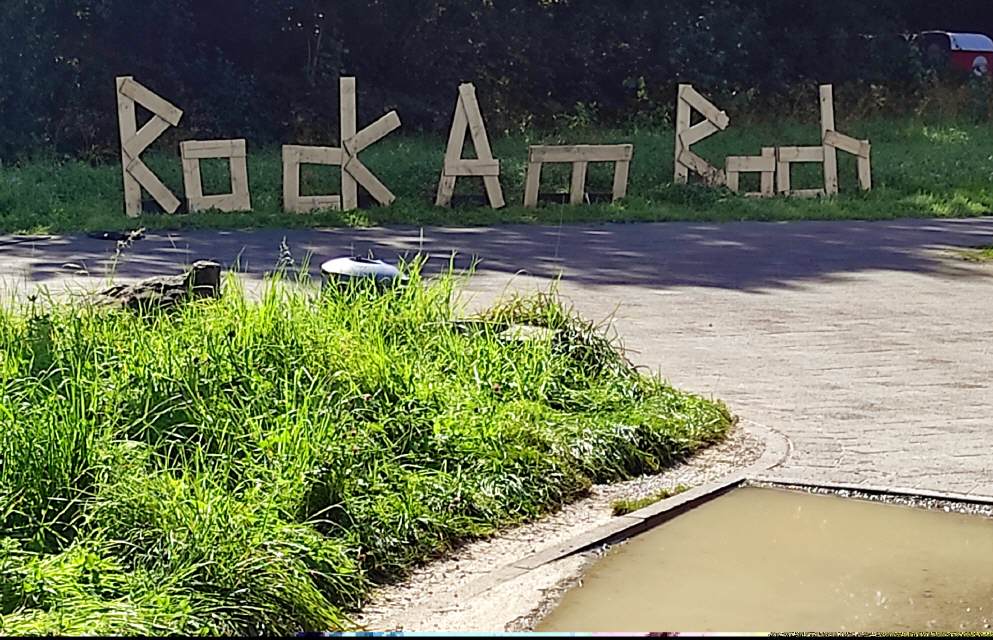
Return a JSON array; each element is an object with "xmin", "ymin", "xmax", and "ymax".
[{"xmin": 918, "ymin": 31, "xmax": 993, "ymax": 77}]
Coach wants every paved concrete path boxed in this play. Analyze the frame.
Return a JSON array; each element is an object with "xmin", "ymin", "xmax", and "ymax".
[{"xmin": 2, "ymin": 218, "xmax": 992, "ymax": 498}]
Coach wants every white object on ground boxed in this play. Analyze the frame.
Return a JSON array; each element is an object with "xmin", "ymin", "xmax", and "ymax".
[{"xmin": 320, "ymin": 256, "xmax": 406, "ymax": 283}]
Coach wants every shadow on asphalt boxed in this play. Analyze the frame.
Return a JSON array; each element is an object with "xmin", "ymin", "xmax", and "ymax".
[{"xmin": 2, "ymin": 218, "xmax": 993, "ymax": 292}]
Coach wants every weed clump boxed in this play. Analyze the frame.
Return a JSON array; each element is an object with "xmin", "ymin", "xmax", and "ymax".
[{"xmin": 611, "ymin": 484, "xmax": 693, "ymax": 517}]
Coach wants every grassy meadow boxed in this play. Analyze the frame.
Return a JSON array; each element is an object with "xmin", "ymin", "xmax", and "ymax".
[
  {"xmin": 0, "ymin": 268, "xmax": 733, "ymax": 634},
  {"xmin": 2, "ymin": 118, "xmax": 993, "ymax": 235}
]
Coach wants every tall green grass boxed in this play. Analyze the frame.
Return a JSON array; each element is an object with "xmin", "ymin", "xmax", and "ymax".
[
  {"xmin": 2, "ymin": 118, "xmax": 993, "ymax": 234},
  {"xmin": 0, "ymin": 266, "xmax": 732, "ymax": 634}
]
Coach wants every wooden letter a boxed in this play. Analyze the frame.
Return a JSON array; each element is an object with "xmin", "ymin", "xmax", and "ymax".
[{"xmin": 436, "ymin": 83, "xmax": 505, "ymax": 209}]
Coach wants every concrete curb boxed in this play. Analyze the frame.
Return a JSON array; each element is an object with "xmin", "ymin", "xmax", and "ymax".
[
  {"xmin": 749, "ymin": 479, "xmax": 993, "ymax": 507},
  {"xmin": 454, "ymin": 419, "xmax": 793, "ymax": 601},
  {"xmin": 510, "ymin": 419, "xmax": 792, "ymax": 571},
  {"xmin": 430, "ymin": 416, "xmax": 993, "ymax": 610}
]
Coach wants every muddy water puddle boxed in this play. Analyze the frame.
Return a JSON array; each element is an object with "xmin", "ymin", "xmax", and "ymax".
[{"xmin": 537, "ymin": 487, "xmax": 993, "ymax": 633}]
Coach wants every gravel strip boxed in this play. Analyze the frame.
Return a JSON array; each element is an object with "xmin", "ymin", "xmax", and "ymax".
[
  {"xmin": 751, "ymin": 481, "xmax": 993, "ymax": 519},
  {"xmin": 353, "ymin": 422, "xmax": 766, "ymax": 632}
]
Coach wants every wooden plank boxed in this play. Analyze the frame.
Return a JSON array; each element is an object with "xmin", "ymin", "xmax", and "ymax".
[
  {"xmin": 482, "ymin": 175, "xmax": 506, "ymax": 209},
  {"xmin": 216, "ymin": 194, "xmax": 250, "ymax": 213},
  {"xmin": 674, "ymin": 85, "xmax": 691, "ymax": 184},
  {"xmin": 678, "ymin": 150, "xmax": 725, "ymax": 186},
  {"xmin": 181, "ymin": 157, "xmax": 204, "ymax": 200},
  {"xmin": 128, "ymin": 158, "xmax": 181, "ymax": 213},
  {"xmin": 679, "ymin": 120, "xmax": 720, "ymax": 148},
  {"xmin": 760, "ymin": 147, "xmax": 776, "ymax": 196},
  {"xmin": 290, "ymin": 195, "xmax": 342, "ymax": 214},
  {"xmin": 116, "ymin": 77, "xmax": 142, "ymax": 217},
  {"xmin": 189, "ymin": 193, "xmax": 249, "ymax": 213},
  {"xmin": 777, "ymin": 146, "xmax": 825, "ymax": 163},
  {"xmin": 726, "ymin": 171, "xmax": 740, "ymax": 193},
  {"xmin": 436, "ymin": 90, "xmax": 470, "ymax": 207},
  {"xmin": 680, "ymin": 85, "xmax": 730, "ymax": 129},
  {"xmin": 123, "ymin": 116, "xmax": 171, "ymax": 162},
  {"xmin": 230, "ymin": 139, "xmax": 247, "ymax": 158},
  {"xmin": 283, "ymin": 145, "xmax": 343, "ymax": 165},
  {"xmin": 304, "ymin": 196, "xmax": 342, "ymax": 211},
  {"xmin": 229, "ymin": 155, "xmax": 251, "ymax": 211},
  {"xmin": 345, "ymin": 111, "xmax": 401, "ymax": 156},
  {"xmin": 282, "ymin": 150, "xmax": 300, "ymax": 212},
  {"xmin": 282, "ymin": 146, "xmax": 301, "ymax": 163},
  {"xmin": 857, "ymin": 148, "xmax": 872, "ymax": 191},
  {"xmin": 569, "ymin": 161, "xmax": 588, "ymax": 205},
  {"xmin": 340, "ymin": 77, "xmax": 358, "ymax": 210},
  {"xmin": 777, "ymin": 158, "xmax": 791, "ymax": 194},
  {"xmin": 523, "ymin": 161, "xmax": 542, "ymax": 207},
  {"xmin": 529, "ymin": 144, "xmax": 633, "ymax": 164},
  {"xmin": 343, "ymin": 157, "xmax": 395, "ymax": 206},
  {"xmin": 460, "ymin": 83, "xmax": 497, "ymax": 159},
  {"xmin": 188, "ymin": 193, "xmax": 217, "ymax": 212},
  {"xmin": 612, "ymin": 159, "xmax": 630, "ymax": 201},
  {"xmin": 180, "ymin": 139, "xmax": 247, "ymax": 159},
  {"xmin": 444, "ymin": 159, "xmax": 500, "ymax": 176},
  {"xmin": 119, "ymin": 78, "xmax": 183, "ymax": 126},
  {"xmin": 180, "ymin": 140, "xmax": 232, "ymax": 157},
  {"xmin": 189, "ymin": 194, "xmax": 230, "ymax": 212},
  {"xmin": 435, "ymin": 175, "xmax": 457, "ymax": 207},
  {"xmin": 790, "ymin": 188, "xmax": 826, "ymax": 198},
  {"xmin": 726, "ymin": 155, "xmax": 776, "ymax": 173},
  {"xmin": 824, "ymin": 130, "xmax": 870, "ymax": 158},
  {"xmin": 820, "ymin": 85, "xmax": 839, "ymax": 195},
  {"xmin": 443, "ymin": 95, "xmax": 470, "ymax": 164}
]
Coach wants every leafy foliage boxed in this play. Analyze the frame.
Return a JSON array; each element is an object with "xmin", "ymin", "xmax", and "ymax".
[{"xmin": 1, "ymin": 0, "xmax": 989, "ymax": 159}]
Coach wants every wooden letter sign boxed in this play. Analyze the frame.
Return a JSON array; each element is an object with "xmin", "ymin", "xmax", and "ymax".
[
  {"xmin": 725, "ymin": 148, "xmax": 776, "ymax": 197},
  {"xmin": 180, "ymin": 139, "xmax": 251, "ymax": 212},
  {"xmin": 340, "ymin": 77, "xmax": 401, "ymax": 210},
  {"xmin": 282, "ymin": 77, "xmax": 401, "ymax": 213},
  {"xmin": 436, "ymin": 83, "xmax": 505, "ymax": 209},
  {"xmin": 821, "ymin": 85, "xmax": 872, "ymax": 192},
  {"xmin": 282, "ymin": 145, "xmax": 344, "ymax": 214},
  {"xmin": 673, "ymin": 84, "xmax": 729, "ymax": 187},
  {"xmin": 116, "ymin": 76, "xmax": 184, "ymax": 216},
  {"xmin": 523, "ymin": 144, "xmax": 633, "ymax": 207}
]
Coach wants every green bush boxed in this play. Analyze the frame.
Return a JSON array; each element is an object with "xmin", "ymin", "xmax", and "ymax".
[{"xmin": 0, "ymin": 268, "xmax": 733, "ymax": 634}]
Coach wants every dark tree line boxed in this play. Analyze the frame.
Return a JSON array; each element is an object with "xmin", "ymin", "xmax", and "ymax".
[{"xmin": 0, "ymin": 0, "xmax": 989, "ymax": 159}]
